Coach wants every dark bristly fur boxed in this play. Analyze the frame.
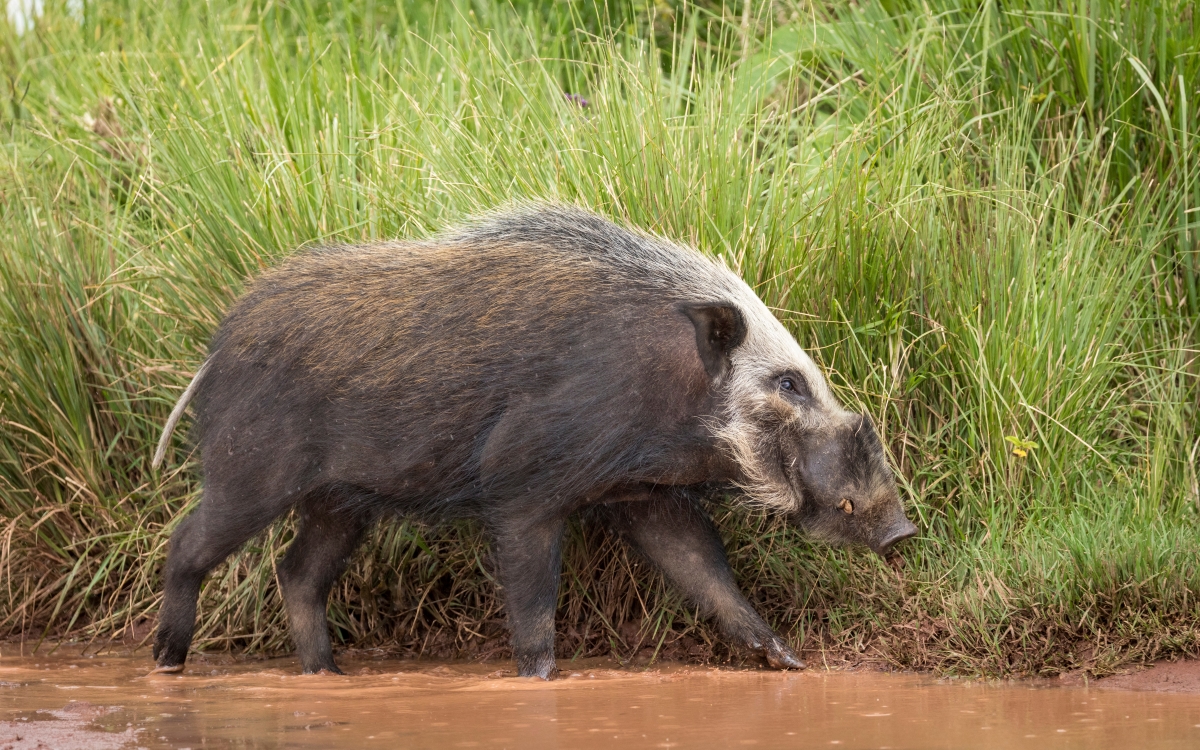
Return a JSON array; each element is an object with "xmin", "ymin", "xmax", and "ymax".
[{"xmin": 152, "ymin": 204, "xmax": 916, "ymax": 678}]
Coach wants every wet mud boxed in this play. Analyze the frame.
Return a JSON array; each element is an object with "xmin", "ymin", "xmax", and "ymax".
[
  {"xmin": 1092, "ymin": 660, "xmax": 1200, "ymax": 694},
  {"xmin": 2, "ymin": 649, "xmax": 1200, "ymax": 749}
]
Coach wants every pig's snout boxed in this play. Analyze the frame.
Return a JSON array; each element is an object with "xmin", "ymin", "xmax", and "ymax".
[{"xmin": 873, "ymin": 518, "xmax": 918, "ymax": 558}]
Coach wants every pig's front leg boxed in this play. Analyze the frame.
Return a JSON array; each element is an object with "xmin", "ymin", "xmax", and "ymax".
[
  {"xmin": 491, "ymin": 515, "xmax": 567, "ymax": 679},
  {"xmin": 596, "ymin": 490, "xmax": 805, "ymax": 670}
]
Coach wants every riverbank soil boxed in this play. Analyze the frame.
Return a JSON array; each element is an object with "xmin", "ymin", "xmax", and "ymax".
[
  {"xmin": 1092, "ymin": 660, "xmax": 1200, "ymax": 694},
  {"xmin": 3, "ymin": 649, "xmax": 1200, "ymax": 749}
]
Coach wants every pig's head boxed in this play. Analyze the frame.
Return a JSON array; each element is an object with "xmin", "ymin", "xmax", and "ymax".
[{"xmin": 683, "ymin": 301, "xmax": 918, "ymax": 557}]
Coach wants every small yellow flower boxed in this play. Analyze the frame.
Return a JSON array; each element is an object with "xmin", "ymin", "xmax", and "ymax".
[{"xmin": 1005, "ymin": 436, "xmax": 1037, "ymax": 458}]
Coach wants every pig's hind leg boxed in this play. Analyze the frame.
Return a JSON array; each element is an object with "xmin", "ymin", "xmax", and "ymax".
[
  {"xmin": 277, "ymin": 493, "xmax": 372, "ymax": 675},
  {"xmin": 490, "ymin": 515, "xmax": 568, "ymax": 680},
  {"xmin": 597, "ymin": 491, "xmax": 805, "ymax": 670},
  {"xmin": 153, "ymin": 488, "xmax": 289, "ymax": 673}
]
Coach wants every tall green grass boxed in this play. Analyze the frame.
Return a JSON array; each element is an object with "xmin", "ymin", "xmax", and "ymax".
[{"xmin": 1, "ymin": 0, "xmax": 1196, "ymax": 675}]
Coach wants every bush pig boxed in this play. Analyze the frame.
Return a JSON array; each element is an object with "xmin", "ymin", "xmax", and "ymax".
[{"xmin": 151, "ymin": 204, "xmax": 917, "ymax": 678}]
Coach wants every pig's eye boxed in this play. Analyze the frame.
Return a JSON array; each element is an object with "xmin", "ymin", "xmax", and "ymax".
[{"xmin": 777, "ymin": 375, "xmax": 810, "ymax": 400}]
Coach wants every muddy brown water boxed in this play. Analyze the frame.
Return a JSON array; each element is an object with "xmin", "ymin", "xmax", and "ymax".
[{"xmin": 2, "ymin": 650, "xmax": 1199, "ymax": 749}]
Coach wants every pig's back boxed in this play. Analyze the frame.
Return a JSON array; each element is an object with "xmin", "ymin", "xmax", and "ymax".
[{"xmin": 193, "ymin": 206, "xmax": 733, "ymax": 515}]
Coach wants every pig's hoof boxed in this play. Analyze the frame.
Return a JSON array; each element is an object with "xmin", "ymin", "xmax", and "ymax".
[
  {"xmin": 302, "ymin": 663, "xmax": 345, "ymax": 675},
  {"xmin": 516, "ymin": 653, "xmax": 558, "ymax": 680},
  {"xmin": 149, "ymin": 663, "xmax": 185, "ymax": 675},
  {"xmin": 764, "ymin": 641, "xmax": 805, "ymax": 671}
]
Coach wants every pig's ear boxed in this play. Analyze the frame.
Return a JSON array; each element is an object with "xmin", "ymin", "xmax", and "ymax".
[{"xmin": 679, "ymin": 302, "xmax": 746, "ymax": 380}]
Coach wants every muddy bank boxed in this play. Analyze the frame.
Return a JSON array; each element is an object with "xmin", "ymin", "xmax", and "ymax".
[
  {"xmin": 3, "ymin": 649, "xmax": 1200, "ymax": 749},
  {"xmin": 1088, "ymin": 660, "xmax": 1200, "ymax": 694}
]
